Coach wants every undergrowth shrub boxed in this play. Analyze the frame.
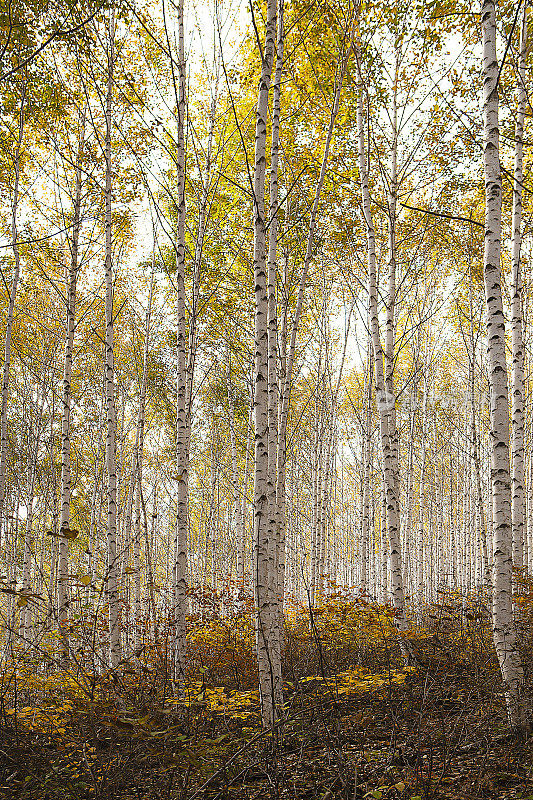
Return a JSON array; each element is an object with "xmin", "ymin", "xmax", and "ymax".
[
  {"xmin": 2, "ymin": 591, "xmax": 533, "ymax": 799},
  {"xmin": 3, "ymin": 588, "xmax": 533, "ymax": 730}
]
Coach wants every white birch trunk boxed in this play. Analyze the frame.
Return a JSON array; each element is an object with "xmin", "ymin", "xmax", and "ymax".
[
  {"xmin": 0, "ymin": 84, "xmax": 25, "ymax": 547},
  {"xmin": 133, "ymin": 477, "xmax": 142, "ymax": 652},
  {"xmin": 226, "ymin": 353, "xmax": 242, "ymax": 579},
  {"xmin": 361, "ymin": 341, "xmax": 373, "ymax": 594},
  {"xmin": 58, "ymin": 108, "xmax": 86, "ymax": 667},
  {"xmin": 20, "ymin": 386, "xmax": 46, "ymax": 645},
  {"xmin": 267, "ymin": 0, "xmax": 284, "ymax": 653},
  {"xmin": 128, "ymin": 262, "xmax": 154, "ymax": 650},
  {"xmin": 252, "ymin": 0, "xmax": 280, "ymax": 728},
  {"xmin": 104, "ymin": 9, "xmax": 121, "ymax": 669},
  {"xmin": 239, "ymin": 395, "xmax": 253, "ymax": 583},
  {"xmin": 481, "ymin": 0, "xmax": 526, "ymax": 729},
  {"xmin": 356, "ymin": 62, "xmax": 411, "ymax": 660},
  {"xmin": 173, "ymin": 0, "xmax": 188, "ymax": 681},
  {"xmin": 511, "ymin": 2, "xmax": 528, "ymax": 572}
]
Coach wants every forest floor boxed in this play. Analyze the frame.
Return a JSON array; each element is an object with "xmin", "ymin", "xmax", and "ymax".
[{"xmin": 1, "ymin": 595, "xmax": 533, "ymax": 800}]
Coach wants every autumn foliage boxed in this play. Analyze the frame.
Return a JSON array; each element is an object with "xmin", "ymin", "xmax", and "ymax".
[{"xmin": 1, "ymin": 590, "xmax": 533, "ymax": 798}]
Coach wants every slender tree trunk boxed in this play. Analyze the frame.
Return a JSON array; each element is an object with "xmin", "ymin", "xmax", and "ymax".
[
  {"xmin": 133, "ymin": 477, "xmax": 142, "ymax": 652},
  {"xmin": 276, "ymin": 50, "xmax": 348, "ymax": 625},
  {"xmin": 126, "ymin": 261, "xmax": 154, "ymax": 649},
  {"xmin": 267, "ymin": 0, "xmax": 284, "ymax": 659},
  {"xmin": 252, "ymin": 0, "xmax": 280, "ymax": 728},
  {"xmin": 470, "ymin": 358, "xmax": 490, "ymax": 590},
  {"xmin": 356, "ymin": 61, "xmax": 411, "ymax": 661},
  {"xmin": 511, "ymin": 1, "xmax": 528, "ymax": 573},
  {"xmin": 227, "ymin": 351, "xmax": 242, "ymax": 580},
  {"xmin": 173, "ymin": 0, "xmax": 188, "ymax": 682},
  {"xmin": 143, "ymin": 484, "xmax": 157, "ymax": 638},
  {"xmin": 277, "ymin": 250, "xmax": 288, "ymax": 596},
  {"xmin": 481, "ymin": 0, "xmax": 526, "ymax": 729},
  {"xmin": 104, "ymin": 8, "xmax": 121, "ymax": 669},
  {"xmin": 361, "ymin": 340, "xmax": 373, "ymax": 594},
  {"xmin": 417, "ymin": 385, "xmax": 428, "ymax": 612},
  {"xmin": 58, "ymin": 108, "xmax": 86, "ymax": 667},
  {"xmin": 240, "ymin": 393, "xmax": 253, "ymax": 584},
  {"xmin": 0, "ymin": 83, "xmax": 25, "ymax": 548},
  {"xmin": 385, "ymin": 67, "xmax": 400, "ymax": 537},
  {"xmin": 185, "ymin": 69, "xmax": 218, "ymax": 436},
  {"xmin": 20, "ymin": 383, "xmax": 46, "ymax": 645}
]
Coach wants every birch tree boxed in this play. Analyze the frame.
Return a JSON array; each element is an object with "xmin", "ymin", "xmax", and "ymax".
[
  {"xmin": 58, "ymin": 108, "xmax": 86, "ymax": 667},
  {"xmin": 510, "ymin": 1, "xmax": 528, "ymax": 572},
  {"xmin": 252, "ymin": 0, "xmax": 280, "ymax": 728},
  {"xmin": 104, "ymin": 7, "xmax": 121, "ymax": 669},
  {"xmin": 0, "ymin": 80, "xmax": 25, "ymax": 550},
  {"xmin": 481, "ymin": 0, "xmax": 526, "ymax": 729},
  {"xmin": 172, "ymin": 0, "xmax": 188, "ymax": 681},
  {"xmin": 267, "ymin": 0, "xmax": 284, "ymax": 654},
  {"xmin": 355, "ymin": 53, "xmax": 412, "ymax": 661}
]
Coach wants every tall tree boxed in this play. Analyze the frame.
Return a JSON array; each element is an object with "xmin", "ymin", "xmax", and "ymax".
[
  {"xmin": 0, "ymin": 79, "xmax": 25, "ymax": 550},
  {"xmin": 481, "ymin": 0, "xmax": 526, "ymax": 729},
  {"xmin": 58, "ymin": 107, "xmax": 86, "ymax": 667},
  {"xmin": 104, "ymin": 7, "xmax": 121, "ymax": 669},
  {"xmin": 252, "ymin": 0, "xmax": 281, "ymax": 728},
  {"xmin": 356, "ymin": 48, "xmax": 411, "ymax": 663},
  {"xmin": 173, "ymin": 0, "xmax": 188, "ymax": 681},
  {"xmin": 510, "ymin": 1, "xmax": 528, "ymax": 573}
]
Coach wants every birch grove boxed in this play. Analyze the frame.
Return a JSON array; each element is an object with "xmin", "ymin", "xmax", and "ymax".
[{"xmin": 0, "ymin": 0, "xmax": 533, "ymax": 752}]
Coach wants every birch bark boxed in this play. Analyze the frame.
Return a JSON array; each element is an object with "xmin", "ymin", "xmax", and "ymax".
[
  {"xmin": 227, "ymin": 352, "xmax": 242, "ymax": 577},
  {"xmin": 361, "ymin": 341, "xmax": 373, "ymax": 594},
  {"xmin": 104, "ymin": 8, "xmax": 121, "ymax": 669},
  {"xmin": 133, "ymin": 478, "xmax": 142, "ymax": 651},
  {"xmin": 481, "ymin": 0, "xmax": 526, "ymax": 729},
  {"xmin": 0, "ymin": 83, "xmax": 25, "ymax": 547},
  {"xmin": 20, "ymin": 382, "xmax": 46, "ymax": 645},
  {"xmin": 511, "ymin": 1, "xmax": 528, "ymax": 572},
  {"xmin": 267, "ymin": 0, "xmax": 284, "ymax": 652},
  {"xmin": 173, "ymin": 0, "xmax": 188, "ymax": 681},
  {"xmin": 58, "ymin": 108, "xmax": 86, "ymax": 667},
  {"xmin": 239, "ymin": 394, "xmax": 253, "ymax": 582},
  {"xmin": 356, "ymin": 62, "xmax": 411, "ymax": 660},
  {"xmin": 252, "ymin": 0, "xmax": 280, "ymax": 727}
]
